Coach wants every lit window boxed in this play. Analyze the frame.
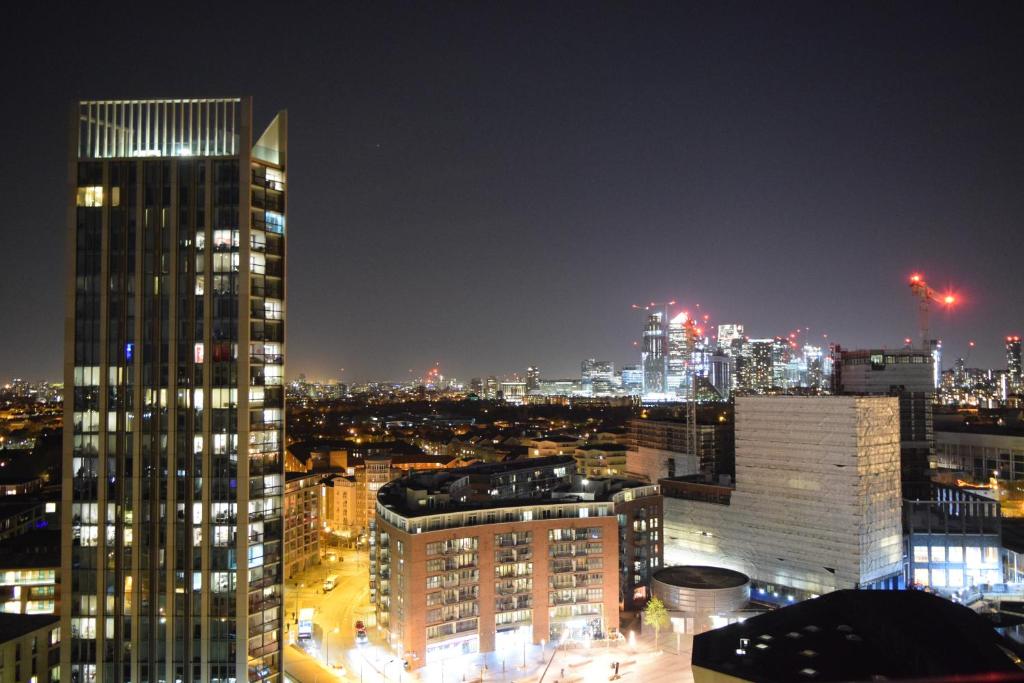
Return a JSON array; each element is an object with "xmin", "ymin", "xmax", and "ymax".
[
  {"xmin": 76, "ymin": 186, "xmax": 103, "ymax": 207},
  {"xmin": 930, "ymin": 546, "xmax": 945, "ymax": 563},
  {"xmin": 913, "ymin": 546, "xmax": 929, "ymax": 563},
  {"xmin": 913, "ymin": 568, "xmax": 929, "ymax": 586},
  {"xmin": 948, "ymin": 569, "xmax": 964, "ymax": 587},
  {"xmin": 948, "ymin": 546, "xmax": 964, "ymax": 563},
  {"xmin": 931, "ymin": 569, "xmax": 946, "ymax": 587},
  {"xmin": 265, "ymin": 211, "xmax": 285, "ymax": 234}
]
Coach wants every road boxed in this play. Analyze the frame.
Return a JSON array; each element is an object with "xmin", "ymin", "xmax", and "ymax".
[
  {"xmin": 286, "ymin": 546, "xmax": 398, "ymax": 682},
  {"xmin": 283, "ymin": 547, "xmax": 694, "ymax": 683}
]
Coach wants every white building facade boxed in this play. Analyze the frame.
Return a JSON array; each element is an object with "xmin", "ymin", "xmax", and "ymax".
[{"xmin": 663, "ymin": 396, "xmax": 903, "ymax": 597}]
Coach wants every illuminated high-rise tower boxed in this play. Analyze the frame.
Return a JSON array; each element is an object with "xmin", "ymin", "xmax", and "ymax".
[
  {"xmin": 63, "ymin": 99, "xmax": 287, "ymax": 683},
  {"xmin": 666, "ymin": 312, "xmax": 690, "ymax": 395},
  {"xmin": 642, "ymin": 312, "xmax": 667, "ymax": 394},
  {"xmin": 1008, "ymin": 336, "xmax": 1022, "ymax": 394}
]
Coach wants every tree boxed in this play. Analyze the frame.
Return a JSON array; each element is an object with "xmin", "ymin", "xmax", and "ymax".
[{"xmin": 642, "ymin": 597, "xmax": 670, "ymax": 646}]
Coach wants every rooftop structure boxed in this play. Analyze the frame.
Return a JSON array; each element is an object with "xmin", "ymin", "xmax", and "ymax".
[{"xmin": 692, "ymin": 590, "xmax": 1024, "ymax": 682}]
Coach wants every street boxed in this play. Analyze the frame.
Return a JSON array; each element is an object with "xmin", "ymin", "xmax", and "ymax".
[{"xmin": 283, "ymin": 546, "xmax": 694, "ymax": 683}]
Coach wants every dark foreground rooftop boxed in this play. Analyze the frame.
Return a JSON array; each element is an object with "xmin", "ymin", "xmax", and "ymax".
[{"xmin": 692, "ymin": 589, "xmax": 1024, "ymax": 682}]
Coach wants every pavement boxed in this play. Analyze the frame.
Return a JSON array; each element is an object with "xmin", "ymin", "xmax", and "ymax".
[{"xmin": 283, "ymin": 546, "xmax": 694, "ymax": 683}]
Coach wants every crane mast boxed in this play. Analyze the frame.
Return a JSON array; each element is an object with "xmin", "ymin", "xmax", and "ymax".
[{"xmin": 909, "ymin": 274, "xmax": 955, "ymax": 351}]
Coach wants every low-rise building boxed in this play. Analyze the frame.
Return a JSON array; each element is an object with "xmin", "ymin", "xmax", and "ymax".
[
  {"xmin": 573, "ymin": 443, "xmax": 627, "ymax": 478},
  {"xmin": 371, "ymin": 456, "xmax": 662, "ymax": 668},
  {"xmin": 0, "ymin": 531, "xmax": 59, "ymax": 615},
  {"xmin": 284, "ymin": 472, "xmax": 322, "ymax": 580},
  {"xmin": 934, "ymin": 424, "xmax": 1024, "ymax": 482},
  {"xmin": 321, "ymin": 475, "xmax": 360, "ymax": 539},
  {"xmin": 904, "ymin": 484, "xmax": 1002, "ymax": 595},
  {"xmin": 0, "ymin": 613, "xmax": 60, "ymax": 683}
]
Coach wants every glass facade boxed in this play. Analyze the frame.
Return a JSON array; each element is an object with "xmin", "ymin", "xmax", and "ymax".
[{"xmin": 64, "ymin": 99, "xmax": 286, "ymax": 683}]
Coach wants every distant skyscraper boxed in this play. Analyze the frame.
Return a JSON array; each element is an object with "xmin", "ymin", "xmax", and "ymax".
[
  {"xmin": 63, "ymin": 99, "xmax": 287, "ymax": 681},
  {"xmin": 1007, "ymin": 336, "xmax": 1022, "ymax": 393},
  {"xmin": 581, "ymin": 359, "xmax": 614, "ymax": 395},
  {"xmin": 716, "ymin": 323, "xmax": 744, "ymax": 351},
  {"xmin": 621, "ymin": 364, "xmax": 643, "ymax": 393},
  {"xmin": 708, "ymin": 350, "xmax": 732, "ymax": 400},
  {"xmin": 667, "ymin": 312, "xmax": 690, "ymax": 395},
  {"xmin": 642, "ymin": 312, "xmax": 667, "ymax": 394},
  {"xmin": 485, "ymin": 375, "xmax": 499, "ymax": 399},
  {"xmin": 526, "ymin": 366, "xmax": 541, "ymax": 392},
  {"xmin": 739, "ymin": 339, "xmax": 774, "ymax": 393}
]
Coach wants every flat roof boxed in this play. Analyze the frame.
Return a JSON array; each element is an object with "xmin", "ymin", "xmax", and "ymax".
[
  {"xmin": 654, "ymin": 565, "xmax": 749, "ymax": 590},
  {"xmin": 377, "ymin": 455, "xmax": 652, "ymax": 518}
]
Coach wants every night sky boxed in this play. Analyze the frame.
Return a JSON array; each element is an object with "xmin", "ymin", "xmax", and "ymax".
[{"xmin": 3, "ymin": 2, "xmax": 1023, "ymax": 382}]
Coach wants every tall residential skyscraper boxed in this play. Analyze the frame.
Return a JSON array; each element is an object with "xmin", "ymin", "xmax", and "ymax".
[
  {"xmin": 1007, "ymin": 336, "xmax": 1022, "ymax": 394},
  {"xmin": 63, "ymin": 99, "xmax": 287, "ymax": 683}
]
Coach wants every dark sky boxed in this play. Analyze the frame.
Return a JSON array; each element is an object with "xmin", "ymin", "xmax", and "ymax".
[{"xmin": 3, "ymin": 2, "xmax": 1023, "ymax": 382}]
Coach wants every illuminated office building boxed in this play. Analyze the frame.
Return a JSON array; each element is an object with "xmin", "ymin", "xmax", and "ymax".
[
  {"xmin": 642, "ymin": 313, "xmax": 667, "ymax": 395},
  {"xmin": 525, "ymin": 366, "xmax": 541, "ymax": 393},
  {"xmin": 581, "ymin": 359, "xmax": 614, "ymax": 396},
  {"xmin": 666, "ymin": 313, "xmax": 690, "ymax": 396},
  {"xmin": 63, "ymin": 98, "xmax": 287, "ymax": 682}
]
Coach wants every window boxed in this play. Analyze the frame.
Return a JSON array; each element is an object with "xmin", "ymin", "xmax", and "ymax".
[
  {"xmin": 265, "ymin": 211, "xmax": 285, "ymax": 234},
  {"xmin": 930, "ymin": 546, "xmax": 945, "ymax": 563},
  {"xmin": 948, "ymin": 546, "xmax": 964, "ymax": 563},
  {"xmin": 913, "ymin": 568, "xmax": 929, "ymax": 586},
  {"xmin": 76, "ymin": 186, "xmax": 104, "ymax": 207},
  {"xmin": 965, "ymin": 547, "xmax": 982, "ymax": 567},
  {"xmin": 913, "ymin": 546, "xmax": 929, "ymax": 563},
  {"xmin": 947, "ymin": 569, "xmax": 964, "ymax": 587},
  {"xmin": 983, "ymin": 546, "xmax": 999, "ymax": 566},
  {"xmin": 931, "ymin": 569, "xmax": 946, "ymax": 587}
]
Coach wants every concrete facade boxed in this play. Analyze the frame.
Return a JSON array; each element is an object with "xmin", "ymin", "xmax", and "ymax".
[{"xmin": 663, "ymin": 396, "xmax": 903, "ymax": 596}]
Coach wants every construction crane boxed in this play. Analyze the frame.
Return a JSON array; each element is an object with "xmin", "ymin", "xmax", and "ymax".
[{"xmin": 909, "ymin": 273, "xmax": 956, "ymax": 351}]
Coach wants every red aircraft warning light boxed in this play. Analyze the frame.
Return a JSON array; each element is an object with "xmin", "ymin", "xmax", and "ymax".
[{"xmin": 908, "ymin": 273, "xmax": 959, "ymax": 351}]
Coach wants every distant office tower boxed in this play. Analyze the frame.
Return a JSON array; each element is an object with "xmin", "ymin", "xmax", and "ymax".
[
  {"xmin": 63, "ymin": 99, "xmax": 287, "ymax": 682},
  {"xmin": 666, "ymin": 312, "xmax": 690, "ymax": 395},
  {"xmin": 1008, "ymin": 336, "xmax": 1023, "ymax": 394},
  {"xmin": 708, "ymin": 350, "xmax": 732, "ymax": 400},
  {"xmin": 484, "ymin": 376, "xmax": 499, "ymax": 399},
  {"xmin": 621, "ymin": 364, "xmax": 643, "ymax": 393},
  {"xmin": 738, "ymin": 339, "xmax": 774, "ymax": 393},
  {"xmin": 581, "ymin": 359, "xmax": 614, "ymax": 395},
  {"xmin": 469, "ymin": 377, "xmax": 483, "ymax": 395},
  {"xmin": 803, "ymin": 345, "xmax": 824, "ymax": 391},
  {"xmin": 930, "ymin": 339, "xmax": 943, "ymax": 390},
  {"xmin": 833, "ymin": 347, "xmax": 934, "ymax": 497},
  {"xmin": 716, "ymin": 324, "xmax": 744, "ymax": 350},
  {"xmin": 525, "ymin": 366, "xmax": 541, "ymax": 392},
  {"xmin": 642, "ymin": 312, "xmax": 667, "ymax": 394}
]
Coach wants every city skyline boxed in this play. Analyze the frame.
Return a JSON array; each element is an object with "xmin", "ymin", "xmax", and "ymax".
[{"xmin": 3, "ymin": 3, "xmax": 1024, "ymax": 382}]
